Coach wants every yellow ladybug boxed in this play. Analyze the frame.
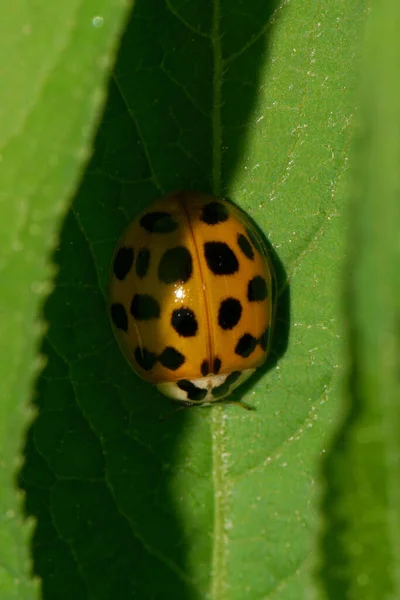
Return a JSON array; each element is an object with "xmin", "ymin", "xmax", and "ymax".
[{"xmin": 108, "ymin": 190, "xmax": 276, "ymax": 406}]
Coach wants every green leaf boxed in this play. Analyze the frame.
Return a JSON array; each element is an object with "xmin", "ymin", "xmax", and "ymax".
[
  {"xmin": 317, "ymin": 4, "xmax": 400, "ymax": 599},
  {"xmin": 0, "ymin": 1, "xmax": 130, "ymax": 598},
  {"xmin": 4, "ymin": 0, "xmax": 368, "ymax": 599}
]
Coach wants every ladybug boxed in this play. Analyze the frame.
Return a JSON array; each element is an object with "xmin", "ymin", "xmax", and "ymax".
[{"xmin": 108, "ymin": 190, "xmax": 276, "ymax": 407}]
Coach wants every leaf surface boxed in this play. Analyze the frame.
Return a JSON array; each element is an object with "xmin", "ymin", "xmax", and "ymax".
[
  {"xmin": 317, "ymin": 4, "xmax": 400, "ymax": 599},
  {"xmin": 0, "ymin": 1, "xmax": 129, "ymax": 598},
  {"xmin": 6, "ymin": 1, "xmax": 368, "ymax": 599}
]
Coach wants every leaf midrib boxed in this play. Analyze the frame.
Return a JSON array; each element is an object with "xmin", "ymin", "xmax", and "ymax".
[{"xmin": 211, "ymin": 0, "xmax": 226, "ymax": 596}]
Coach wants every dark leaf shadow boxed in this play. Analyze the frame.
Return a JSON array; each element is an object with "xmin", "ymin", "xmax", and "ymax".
[{"xmin": 18, "ymin": 0, "xmax": 288, "ymax": 598}]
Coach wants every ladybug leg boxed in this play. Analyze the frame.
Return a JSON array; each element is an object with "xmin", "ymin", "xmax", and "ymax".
[
  {"xmin": 220, "ymin": 399, "xmax": 255, "ymax": 411},
  {"xmin": 159, "ymin": 401, "xmax": 196, "ymax": 421}
]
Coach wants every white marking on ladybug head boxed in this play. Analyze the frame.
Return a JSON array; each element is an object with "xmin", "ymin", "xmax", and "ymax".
[{"xmin": 156, "ymin": 369, "xmax": 256, "ymax": 404}]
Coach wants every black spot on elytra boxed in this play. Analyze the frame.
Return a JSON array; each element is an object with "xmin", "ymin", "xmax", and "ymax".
[
  {"xmin": 111, "ymin": 303, "xmax": 128, "ymax": 332},
  {"xmin": 139, "ymin": 211, "xmax": 178, "ymax": 233},
  {"xmin": 134, "ymin": 347, "xmax": 157, "ymax": 371},
  {"xmin": 159, "ymin": 347, "xmax": 185, "ymax": 370},
  {"xmin": 201, "ymin": 360, "xmax": 210, "ymax": 376},
  {"xmin": 135, "ymin": 247, "xmax": 150, "ymax": 278},
  {"xmin": 177, "ymin": 380, "xmax": 208, "ymax": 402},
  {"xmin": 235, "ymin": 333, "xmax": 257, "ymax": 358},
  {"xmin": 158, "ymin": 246, "xmax": 193, "ymax": 284},
  {"xmin": 212, "ymin": 371, "xmax": 242, "ymax": 399},
  {"xmin": 213, "ymin": 357, "xmax": 222, "ymax": 374},
  {"xmin": 259, "ymin": 327, "xmax": 270, "ymax": 351},
  {"xmin": 113, "ymin": 246, "xmax": 134, "ymax": 280},
  {"xmin": 237, "ymin": 233, "xmax": 254, "ymax": 260},
  {"xmin": 218, "ymin": 298, "xmax": 242, "ymax": 330},
  {"xmin": 204, "ymin": 242, "xmax": 239, "ymax": 275},
  {"xmin": 131, "ymin": 294, "xmax": 160, "ymax": 320},
  {"xmin": 171, "ymin": 307, "xmax": 198, "ymax": 337},
  {"xmin": 248, "ymin": 276, "xmax": 268, "ymax": 302},
  {"xmin": 201, "ymin": 201, "xmax": 229, "ymax": 225}
]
